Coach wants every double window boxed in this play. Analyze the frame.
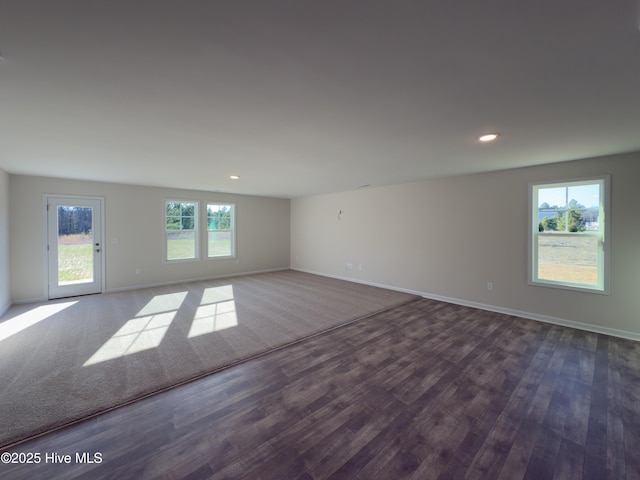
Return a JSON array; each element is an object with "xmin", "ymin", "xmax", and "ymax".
[
  {"xmin": 529, "ymin": 176, "xmax": 609, "ymax": 293},
  {"xmin": 165, "ymin": 201, "xmax": 235, "ymax": 262}
]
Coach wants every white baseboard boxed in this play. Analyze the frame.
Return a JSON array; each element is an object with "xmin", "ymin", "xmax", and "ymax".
[
  {"xmin": 293, "ymin": 268, "xmax": 640, "ymax": 342},
  {"xmin": 11, "ymin": 296, "xmax": 48, "ymax": 306},
  {"xmin": 105, "ymin": 267, "xmax": 290, "ymax": 294},
  {"xmin": 0, "ymin": 301, "xmax": 11, "ymax": 319},
  {"xmin": 9, "ymin": 267, "xmax": 639, "ymax": 342},
  {"xmin": 9, "ymin": 268, "xmax": 290, "ymax": 306}
]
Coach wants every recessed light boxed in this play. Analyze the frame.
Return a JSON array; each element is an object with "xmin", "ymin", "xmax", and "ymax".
[
  {"xmin": 229, "ymin": 175, "xmax": 240, "ymax": 180},
  {"xmin": 479, "ymin": 133, "xmax": 499, "ymax": 142}
]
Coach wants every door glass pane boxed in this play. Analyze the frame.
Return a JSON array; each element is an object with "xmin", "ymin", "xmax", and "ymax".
[{"xmin": 57, "ymin": 206, "xmax": 94, "ymax": 285}]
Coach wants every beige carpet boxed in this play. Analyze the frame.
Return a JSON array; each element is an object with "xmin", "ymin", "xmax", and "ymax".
[{"xmin": 0, "ymin": 270, "xmax": 418, "ymax": 448}]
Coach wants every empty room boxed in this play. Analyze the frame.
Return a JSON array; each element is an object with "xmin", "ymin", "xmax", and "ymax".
[{"xmin": 1, "ymin": 1, "xmax": 639, "ymax": 479}]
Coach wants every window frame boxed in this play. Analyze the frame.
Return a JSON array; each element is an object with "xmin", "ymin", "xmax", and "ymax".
[
  {"xmin": 528, "ymin": 175, "xmax": 610, "ymax": 294},
  {"xmin": 205, "ymin": 202, "xmax": 236, "ymax": 260},
  {"xmin": 164, "ymin": 199, "xmax": 200, "ymax": 263}
]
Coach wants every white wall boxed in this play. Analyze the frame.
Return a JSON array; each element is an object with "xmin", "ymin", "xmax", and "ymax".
[
  {"xmin": 291, "ymin": 152, "xmax": 640, "ymax": 339},
  {"xmin": 9, "ymin": 175, "xmax": 290, "ymax": 303},
  {"xmin": 0, "ymin": 169, "xmax": 10, "ymax": 316}
]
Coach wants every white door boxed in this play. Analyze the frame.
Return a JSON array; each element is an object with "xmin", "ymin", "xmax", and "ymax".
[{"xmin": 47, "ymin": 196, "xmax": 104, "ymax": 299}]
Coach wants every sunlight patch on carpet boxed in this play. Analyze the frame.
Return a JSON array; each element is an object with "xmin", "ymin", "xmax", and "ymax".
[
  {"xmin": 83, "ymin": 292, "xmax": 188, "ymax": 366},
  {"xmin": 83, "ymin": 312, "xmax": 176, "ymax": 366},
  {"xmin": 136, "ymin": 291, "xmax": 188, "ymax": 316},
  {"xmin": 0, "ymin": 301, "xmax": 77, "ymax": 342},
  {"xmin": 188, "ymin": 286, "xmax": 237, "ymax": 338},
  {"xmin": 200, "ymin": 285, "xmax": 234, "ymax": 304},
  {"xmin": 188, "ymin": 300, "xmax": 238, "ymax": 338}
]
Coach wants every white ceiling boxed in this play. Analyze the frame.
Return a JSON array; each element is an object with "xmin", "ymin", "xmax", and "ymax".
[{"xmin": 1, "ymin": 1, "xmax": 639, "ymax": 198}]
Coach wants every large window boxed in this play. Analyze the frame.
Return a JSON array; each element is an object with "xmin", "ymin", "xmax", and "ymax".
[
  {"xmin": 207, "ymin": 204, "xmax": 235, "ymax": 258},
  {"xmin": 529, "ymin": 176, "xmax": 609, "ymax": 293},
  {"xmin": 165, "ymin": 201, "xmax": 199, "ymax": 261}
]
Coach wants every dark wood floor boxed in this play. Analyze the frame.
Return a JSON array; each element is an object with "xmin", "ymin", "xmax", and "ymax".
[{"xmin": 1, "ymin": 298, "xmax": 639, "ymax": 479}]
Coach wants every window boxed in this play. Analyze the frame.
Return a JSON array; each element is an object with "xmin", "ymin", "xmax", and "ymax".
[
  {"xmin": 529, "ymin": 176, "xmax": 609, "ymax": 293},
  {"xmin": 207, "ymin": 204, "xmax": 235, "ymax": 258},
  {"xmin": 165, "ymin": 201, "xmax": 199, "ymax": 261}
]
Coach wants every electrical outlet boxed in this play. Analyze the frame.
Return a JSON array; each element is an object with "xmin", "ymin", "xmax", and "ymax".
[
  {"xmin": 135, "ymin": 268, "xmax": 141, "ymax": 275},
  {"xmin": 487, "ymin": 282, "xmax": 493, "ymax": 291}
]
